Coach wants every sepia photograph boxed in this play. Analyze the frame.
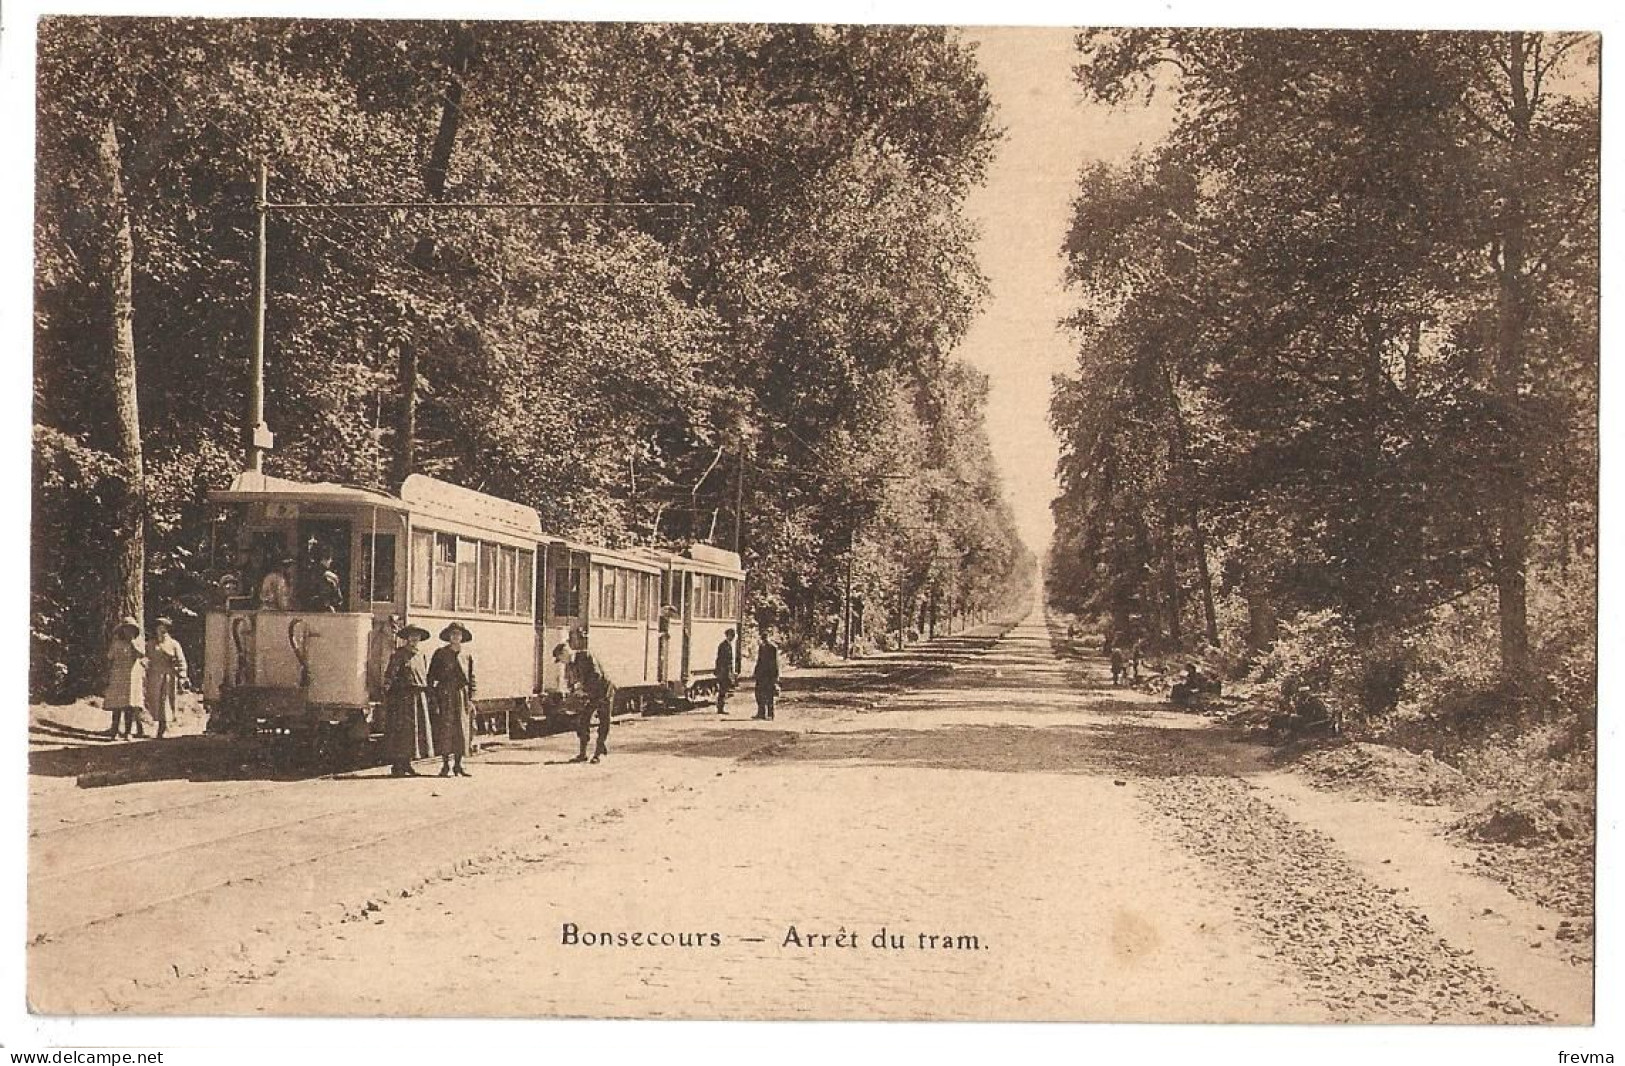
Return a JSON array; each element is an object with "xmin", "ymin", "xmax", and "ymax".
[{"xmin": 7, "ymin": 0, "xmax": 1612, "ymax": 1057}]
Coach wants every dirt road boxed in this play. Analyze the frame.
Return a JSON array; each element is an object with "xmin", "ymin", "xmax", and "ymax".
[{"xmin": 28, "ymin": 613, "xmax": 1591, "ymax": 1022}]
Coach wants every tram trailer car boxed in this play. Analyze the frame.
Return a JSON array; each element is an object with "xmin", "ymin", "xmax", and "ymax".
[
  {"xmin": 516, "ymin": 540, "xmax": 745, "ymax": 735},
  {"xmin": 202, "ymin": 471, "xmax": 743, "ymax": 755},
  {"xmin": 671, "ymin": 543, "xmax": 748, "ymax": 700}
]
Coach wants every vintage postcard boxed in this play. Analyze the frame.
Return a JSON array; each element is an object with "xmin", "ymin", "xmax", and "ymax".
[{"xmin": 9, "ymin": 0, "xmax": 1612, "ymax": 1058}]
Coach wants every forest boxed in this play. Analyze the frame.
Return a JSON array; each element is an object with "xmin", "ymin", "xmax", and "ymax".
[
  {"xmin": 32, "ymin": 18, "xmax": 1035, "ymax": 698},
  {"xmin": 1049, "ymin": 31, "xmax": 1598, "ymax": 756}
]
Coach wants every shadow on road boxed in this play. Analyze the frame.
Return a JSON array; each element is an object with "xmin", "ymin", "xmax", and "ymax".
[
  {"xmin": 27, "ymin": 734, "xmax": 363, "ymax": 787},
  {"xmin": 615, "ymin": 720, "xmax": 1274, "ymax": 779}
]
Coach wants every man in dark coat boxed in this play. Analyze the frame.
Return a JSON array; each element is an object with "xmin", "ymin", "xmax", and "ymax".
[
  {"xmin": 752, "ymin": 627, "xmax": 781, "ymax": 720},
  {"xmin": 557, "ymin": 642, "xmax": 612, "ymax": 764},
  {"xmin": 715, "ymin": 628, "xmax": 737, "ymax": 714}
]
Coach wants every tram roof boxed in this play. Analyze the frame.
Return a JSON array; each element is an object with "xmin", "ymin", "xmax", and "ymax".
[
  {"xmin": 210, "ymin": 472, "xmax": 544, "ymax": 541},
  {"xmin": 400, "ymin": 474, "xmax": 543, "ymax": 539},
  {"xmin": 210, "ymin": 471, "xmax": 405, "ymax": 511}
]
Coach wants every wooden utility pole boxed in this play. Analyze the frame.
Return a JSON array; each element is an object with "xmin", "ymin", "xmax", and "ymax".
[
  {"xmin": 734, "ymin": 437, "xmax": 745, "ymax": 672},
  {"xmin": 395, "ymin": 343, "xmax": 417, "ymax": 487},
  {"xmin": 249, "ymin": 160, "xmax": 269, "ymax": 473}
]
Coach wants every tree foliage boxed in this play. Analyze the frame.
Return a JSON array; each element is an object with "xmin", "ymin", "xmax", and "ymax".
[
  {"xmin": 1050, "ymin": 30, "xmax": 1597, "ymax": 727},
  {"xmin": 32, "ymin": 18, "xmax": 1032, "ymax": 696}
]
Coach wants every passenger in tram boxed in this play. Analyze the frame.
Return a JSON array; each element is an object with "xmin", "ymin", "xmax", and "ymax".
[
  {"xmin": 258, "ymin": 556, "xmax": 295, "ymax": 611},
  {"xmin": 715, "ymin": 628, "xmax": 737, "ymax": 714},
  {"xmin": 144, "ymin": 617, "xmax": 189, "ymax": 739},
  {"xmin": 429, "ymin": 622, "xmax": 476, "ymax": 778},
  {"xmin": 382, "ymin": 624, "xmax": 433, "ymax": 777},
  {"xmin": 308, "ymin": 550, "xmax": 345, "ymax": 613},
  {"xmin": 104, "ymin": 616, "xmax": 147, "ymax": 741}
]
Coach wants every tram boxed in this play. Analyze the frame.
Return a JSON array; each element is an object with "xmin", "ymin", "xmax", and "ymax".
[{"xmin": 200, "ymin": 469, "xmax": 745, "ymax": 756}]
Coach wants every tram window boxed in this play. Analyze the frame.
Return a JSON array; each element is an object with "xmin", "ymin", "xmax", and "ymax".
[
  {"xmin": 477, "ymin": 542, "xmax": 498, "ymax": 611},
  {"xmin": 454, "ymin": 538, "xmax": 478, "ymax": 610},
  {"xmin": 360, "ymin": 533, "xmax": 397, "ymax": 602},
  {"xmin": 516, "ymin": 550, "xmax": 534, "ymax": 619},
  {"xmin": 410, "ymin": 531, "xmax": 433, "ymax": 607},
  {"xmin": 433, "ymin": 534, "xmax": 456, "ymax": 611},
  {"xmin": 498, "ymin": 547, "xmax": 517, "ymax": 614},
  {"xmin": 553, "ymin": 566, "xmax": 582, "ymax": 618}
]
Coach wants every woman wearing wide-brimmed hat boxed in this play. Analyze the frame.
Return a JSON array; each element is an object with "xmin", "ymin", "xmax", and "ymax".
[
  {"xmin": 104, "ymin": 616, "xmax": 147, "ymax": 740},
  {"xmin": 143, "ymin": 617, "xmax": 189, "ymax": 739},
  {"xmin": 382, "ymin": 624, "xmax": 434, "ymax": 777},
  {"xmin": 428, "ymin": 621, "xmax": 476, "ymax": 778}
]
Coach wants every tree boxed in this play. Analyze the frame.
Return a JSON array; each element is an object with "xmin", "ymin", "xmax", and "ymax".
[{"xmin": 1055, "ymin": 29, "xmax": 1597, "ymax": 718}]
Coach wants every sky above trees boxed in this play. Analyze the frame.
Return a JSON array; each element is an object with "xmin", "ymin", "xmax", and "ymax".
[{"xmin": 960, "ymin": 25, "xmax": 1172, "ymax": 552}]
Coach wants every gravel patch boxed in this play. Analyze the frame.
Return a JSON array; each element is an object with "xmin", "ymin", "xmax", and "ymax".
[
  {"xmin": 1141, "ymin": 774, "xmax": 1546, "ymax": 1023},
  {"xmin": 1293, "ymin": 741, "xmax": 1470, "ymax": 805}
]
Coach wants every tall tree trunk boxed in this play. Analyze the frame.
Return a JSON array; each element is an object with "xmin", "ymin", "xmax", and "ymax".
[
  {"xmin": 1492, "ymin": 32, "xmax": 1533, "ymax": 681},
  {"xmin": 1159, "ymin": 506, "xmax": 1182, "ymax": 647},
  {"xmin": 1159, "ymin": 363, "xmax": 1220, "ymax": 647},
  {"xmin": 99, "ymin": 116, "xmax": 145, "ymax": 634},
  {"xmin": 1242, "ymin": 563, "xmax": 1278, "ymax": 658},
  {"xmin": 399, "ymin": 23, "xmax": 477, "ymax": 485}
]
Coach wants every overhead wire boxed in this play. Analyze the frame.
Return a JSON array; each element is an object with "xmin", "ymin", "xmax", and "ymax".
[{"xmin": 122, "ymin": 33, "xmax": 921, "ymax": 517}]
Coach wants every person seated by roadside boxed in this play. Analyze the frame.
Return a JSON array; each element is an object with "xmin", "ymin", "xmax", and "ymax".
[{"xmin": 1171, "ymin": 662, "xmax": 1221, "ymax": 708}]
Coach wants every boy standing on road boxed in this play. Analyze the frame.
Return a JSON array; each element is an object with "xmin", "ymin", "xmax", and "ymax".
[{"xmin": 715, "ymin": 628, "xmax": 737, "ymax": 714}]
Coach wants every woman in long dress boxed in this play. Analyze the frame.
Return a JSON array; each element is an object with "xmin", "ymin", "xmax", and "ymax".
[
  {"xmin": 382, "ymin": 624, "xmax": 433, "ymax": 777},
  {"xmin": 144, "ymin": 617, "xmax": 189, "ymax": 739},
  {"xmin": 104, "ymin": 616, "xmax": 146, "ymax": 740},
  {"xmin": 428, "ymin": 621, "xmax": 476, "ymax": 778}
]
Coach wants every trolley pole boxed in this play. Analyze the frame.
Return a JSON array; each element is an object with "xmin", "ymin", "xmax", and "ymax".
[{"xmin": 249, "ymin": 160, "xmax": 269, "ymax": 473}]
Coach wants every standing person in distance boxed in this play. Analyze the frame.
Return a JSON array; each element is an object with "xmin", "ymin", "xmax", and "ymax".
[
  {"xmin": 104, "ymin": 616, "xmax": 146, "ymax": 740},
  {"xmin": 715, "ymin": 628, "xmax": 737, "ymax": 714},
  {"xmin": 752, "ymin": 626, "xmax": 781, "ymax": 720},
  {"xmin": 382, "ymin": 624, "xmax": 433, "ymax": 777},
  {"xmin": 555, "ymin": 641, "xmax": 612, "ymax": 764},
  {"xmin": 429, "ymin": 621, "xmax": 476, "ymax": 778},
  {"xmin": 144, "ymin": 617, "xmax": 189, "ymax": 739}
]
